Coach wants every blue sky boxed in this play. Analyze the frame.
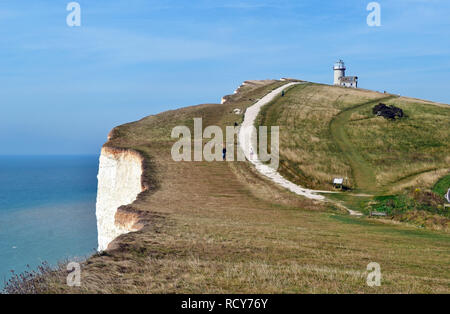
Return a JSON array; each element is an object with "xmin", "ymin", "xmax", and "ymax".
[{"xmin": 1, "ymin": 0, "xmax": 449, "ymax": 154}]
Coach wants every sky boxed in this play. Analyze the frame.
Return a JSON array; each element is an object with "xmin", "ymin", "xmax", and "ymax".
[{"xmin": 0, "ymin": 0, "xmax": 449, "ymax": 155}]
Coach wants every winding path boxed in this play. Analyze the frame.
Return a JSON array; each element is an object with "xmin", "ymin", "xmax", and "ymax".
[
  {"xmin": 329, "ymin": 96, "xmax": 397, "ymax": 193},
  {"xmin": 238, "ymin": 83, "xmax": 327, "ymax": 201},
  {"xmin": 238, "ymin": 82, "xmax": 362, "ymax": 215}
]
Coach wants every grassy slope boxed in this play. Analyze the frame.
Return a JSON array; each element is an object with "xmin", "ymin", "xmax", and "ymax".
[
  {"xmin": 258, "ymin": 83, "xmax": 450, "ymax": 194},
  {"xmin": 11, "ymin": 81, "xmax": 450, "ymax": 294},
  {"xmin": 347, "ymin": 97, "xmax": 450, "ymax": 192},
  {"xmin": 257, "ymin": 83, "xmax": 389, "ymax": 190},
  {"xmin": 257, "ymin": 83, "xmax": 450, "ymax": 231},
  {"xmin": 329, "ymin": 96, "xmax": 397, "ymax": 192},
  {"xmin": 433, "ymin": 175, "xmax": 450, "ymax": 196}
]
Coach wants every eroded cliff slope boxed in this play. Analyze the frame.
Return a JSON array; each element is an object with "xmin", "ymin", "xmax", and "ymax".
[
  {"xmin": 48, "ymin": 79, "xmax": 447, "ymax": 294},
  {"xmin": 96, "ymin": 147, "xmax": 145, "ymax": 251}
]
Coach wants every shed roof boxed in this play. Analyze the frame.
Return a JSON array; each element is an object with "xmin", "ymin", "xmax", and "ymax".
[{"xmin": 339, "ymin": 76, "xmax": 358, "ymax": 82}]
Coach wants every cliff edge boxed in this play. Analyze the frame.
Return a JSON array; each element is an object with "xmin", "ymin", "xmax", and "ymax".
[
  {"xmin": 96, "ymin": 147, "xmax": 146, "ymax": 251},
  {"xmin": 49, "ymin": 79, "xmax": 447, "ymax": 294}
]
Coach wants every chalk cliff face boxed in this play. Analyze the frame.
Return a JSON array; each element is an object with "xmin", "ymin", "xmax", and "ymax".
[
  {"xmin": 96, "ymin": 147, "xmax": 145, "ymax": 251},
  {"xmin": 95, "ymin": 80, "xmax": 276, "ymax": 251}
]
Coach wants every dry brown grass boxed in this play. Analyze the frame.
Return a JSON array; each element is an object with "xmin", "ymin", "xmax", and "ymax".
[
  {"xmin": 257, "ymin": 83, "xmax": 387, "ymax": 190},
  {"xmin": 258, "ymin": 83, "xmax": 450, "ymax": 194},
  {"xmin": 9, "ymin": 80, "xmax": 450, "ymax": 294},
  {"xmin": 346, "ymin": 97, "xmax": 450, "ymax": 191},
  {"xmin": 389, "ymin": 168, "xmax": 450, "ymax": 194}
]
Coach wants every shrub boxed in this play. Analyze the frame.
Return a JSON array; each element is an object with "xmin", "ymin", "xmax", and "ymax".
[{"xmin": 372, "ymin": 190, "xmax": 447, "ymax": 217}]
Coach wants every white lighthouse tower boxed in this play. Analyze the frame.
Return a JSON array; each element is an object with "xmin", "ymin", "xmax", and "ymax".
[{"xmin": 333, "ymin": 59, "xmax": 346, "ymax": 85}]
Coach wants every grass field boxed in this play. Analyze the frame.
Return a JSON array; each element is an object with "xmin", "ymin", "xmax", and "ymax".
[
  {"xmin": 4, "ymin": 80, "xmax": 450, "ymax": 294},
  {"xmin": 257, "ymin": 82, "xmax": 450, "ymax": 230},
  {"xmin": 258, "ymin": 83, "xmax": 450, "ymax": 193},
  {"xmin": 346, "ymin": 97, "xmax": 450, "ymax": 192},
  {"xmin": 433, "ymin": 175, "xmax": 450, "ymax": 197},
  {"xmin": 329, "ymin": 96, "xmax": 397, "ymax": 192}
]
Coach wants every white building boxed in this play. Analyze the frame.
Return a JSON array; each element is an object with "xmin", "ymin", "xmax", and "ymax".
[{"xmin": 333, "ymin": 60, "xmax": 358, "ymax": 88}]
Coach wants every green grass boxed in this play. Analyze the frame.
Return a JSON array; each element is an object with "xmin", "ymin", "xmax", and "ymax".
[
  {"xmin": 433, "ymin": 174, "xmax": 450, "ymax": 196},
  {"xmin": 346, "ymin": 98, "xmax": 450, "ymax": 190},
  {"xmin": 257, "ymin": 84, "xmax": 450, "ymax": 194},
  {"xmin": 327, "ymin": 189, "xmax": 449, "ymax": 231},
  {"xmin": 5, "ymin": 80, "xmax": 450, "ymax": 294},
  {"xmin": 329, "ymin": 96, "xmax": 397, "ymax": 192},
  {"xmin": 329, "ymin": 214, "xmax": 448, "ymax": 240},
  {"xmin": 257, "ymin": 83, "xmax": 386, "ymax": 190},
  {"xmin": 256, "ymin": 83, "xmax": 450, "ymax": 231},
  {"xmin": 372, "ymin": 194, "xmax": 447, "ymax": 216},
  {"xmin": 325, "ymin": 192, "xmax": 373, "ymax": 214}
]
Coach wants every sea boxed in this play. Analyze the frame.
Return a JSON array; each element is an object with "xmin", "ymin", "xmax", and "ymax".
[{"xmin": 0, "ymin": 155, "xmax": 98, "ymax": 284}]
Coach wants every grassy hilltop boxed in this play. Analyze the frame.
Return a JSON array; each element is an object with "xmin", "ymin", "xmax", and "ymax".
[
  {"xmin": 5, "ymin": 80, "xmax": 450, "ymax": 294},
  {"xmin": 258, "ymin": 83, "xmax": 449, "ymax": 192},
  {"xmin": 258, "ymin": 83, "xmax": 450, "ymax": 229}
]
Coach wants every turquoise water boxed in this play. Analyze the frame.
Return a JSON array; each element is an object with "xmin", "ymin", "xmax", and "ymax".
[{"xmin": 0, "ymin": 155, "xmax": 98, "ymax": 283}]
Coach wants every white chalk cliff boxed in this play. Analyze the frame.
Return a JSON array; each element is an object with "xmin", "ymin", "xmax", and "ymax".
[
  {"xmin": 95, "ymin": 80, "xmax": 288, "ymax": 251},
  {"xmin": 96, "ymin": 147, "xmax": 145, "ymax": 251}
]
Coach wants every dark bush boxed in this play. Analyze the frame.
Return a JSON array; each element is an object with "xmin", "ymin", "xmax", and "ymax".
[{"xmin": 373, "ymin": 103, "xmax": 404, "ymax": 120}]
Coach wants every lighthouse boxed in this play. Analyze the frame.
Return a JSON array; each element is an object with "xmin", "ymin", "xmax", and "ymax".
[
  {"xmin": 333, "ymin": 59, "xmax": 358, "ymax": 88},
  {"xmin": 333, "ymin": 59, "xmax": 346, "ymax": 85}
]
